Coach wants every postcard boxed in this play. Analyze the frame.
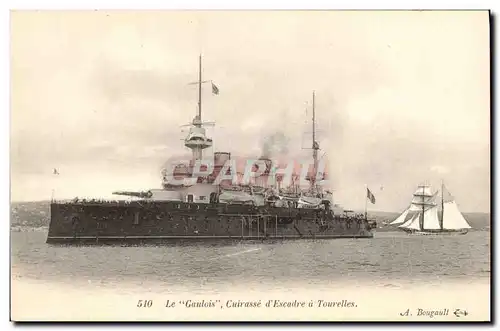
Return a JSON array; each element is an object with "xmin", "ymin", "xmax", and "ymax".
[{"xmin": 10, "ymin": 9, "xmax": 491, "ymax": 322}]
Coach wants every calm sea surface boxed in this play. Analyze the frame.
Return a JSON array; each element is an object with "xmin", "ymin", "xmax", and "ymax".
[{"xmin": 11, "ymin": 229, "xmax": 490, "ymax": 294}]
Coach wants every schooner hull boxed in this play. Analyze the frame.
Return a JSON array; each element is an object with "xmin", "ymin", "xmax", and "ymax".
[{"xmin": 400, "ymin": 228, "xmax": 469, "ymax": 236}]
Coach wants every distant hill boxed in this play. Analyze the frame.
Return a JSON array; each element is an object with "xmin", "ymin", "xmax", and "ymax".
[
  {"xmin": 10, "ymin": 200, "xmax": 491, "ymax": 232},
  {"xmin": 11, "ymin": 201, "xmax": 51, "ymax": 229}
]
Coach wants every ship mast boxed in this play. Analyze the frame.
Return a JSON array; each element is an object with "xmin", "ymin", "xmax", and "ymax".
[
  {"xmin": 417, "ymin": 184, "xmax": 426, "ymax": 231},
  {"xmin": 311, "ymin": 91, "xmax": 319, "ymax": 193},
  {"xmin": 197, "ymin": 54, "xmax": 202, "ymax": 122},
  {"xmin": 408, "ymin": 183, "xmax": 437, "ymax": 231},
  {"xmin": 421, "ymin": 188, "xmax": 425, "ymax": 231},
  {"xmin": 440, "ymin": 180, "xmax": 444, "ymax": 230},
  {"xmin": 184, "ymin": 54, "xmax": 213, "ymax": 161}
]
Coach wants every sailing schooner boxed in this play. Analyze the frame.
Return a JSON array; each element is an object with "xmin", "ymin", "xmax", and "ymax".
[{"xmin": 390, "ymin": 182, "xmax": 472, "ymax": 235}]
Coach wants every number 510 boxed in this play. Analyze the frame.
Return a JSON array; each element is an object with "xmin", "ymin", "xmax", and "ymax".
[{"xmin": 137, "ymin": 300, "xmax": 153, "ymax": 308}]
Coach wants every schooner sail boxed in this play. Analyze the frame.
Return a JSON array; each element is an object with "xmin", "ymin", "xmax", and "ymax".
[
  {"xmin": 398, "ymin": 212, "xmax": 420, "ymax": 230},
  {"xmin": 442, "ymin": 200, "xmax": 472, "ymax": 230},
  {"xmin": 389, "ymin": 208, "xmax": 409, "ymax": 225},
  {"xmin": 391, "ymin": 183, "xmax": 471, "ymax": 235}
]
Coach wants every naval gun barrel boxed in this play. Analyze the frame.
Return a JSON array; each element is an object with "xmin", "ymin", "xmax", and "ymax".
[{"xmin": 112, "ymin": 190, "xmax": 153, "ymax": 198}]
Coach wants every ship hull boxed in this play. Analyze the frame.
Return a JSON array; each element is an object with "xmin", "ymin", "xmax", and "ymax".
[
  {"xmin": 400, "ymin": 228, "xmax": 469, "ymax": 236},
  {"xmin": 47, "ymin": 200, "xmax": 374, "ymax": 244},
  {"xmin": 46, "ymin": 235, "xmax": 373, "ymax": 245}
]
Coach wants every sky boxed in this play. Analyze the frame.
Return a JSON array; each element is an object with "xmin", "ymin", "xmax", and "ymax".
[{"xmin": 10, "ymin": 10, "xmax": 490, "ymax": 212}]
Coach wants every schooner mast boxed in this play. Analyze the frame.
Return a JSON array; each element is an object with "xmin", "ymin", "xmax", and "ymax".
[
  {"xmin": 440, "ymin": 180, "xmax": 444, "ymax": 230},
  {"xmin": 413, "ymin": 184, "xmax": 436, "ymax": 231}
]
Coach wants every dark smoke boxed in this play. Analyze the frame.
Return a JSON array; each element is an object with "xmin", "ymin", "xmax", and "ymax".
[{"xmin": 260, "ymin": 131, "xmax": 290, "ymax": 159}]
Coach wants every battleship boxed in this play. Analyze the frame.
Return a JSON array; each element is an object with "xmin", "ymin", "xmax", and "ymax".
[{"xmin": 46, "ymin": 56, "xmax": 377, "ymax": 244}]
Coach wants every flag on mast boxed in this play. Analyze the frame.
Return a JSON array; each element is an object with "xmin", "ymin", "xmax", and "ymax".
[
  {"xmin": 367, "ymin": 187, "xmax": 376, "ymax": 204},
  {"xmin": 211, "ymin": 82, "xmax": 219, "ymax": 95}
]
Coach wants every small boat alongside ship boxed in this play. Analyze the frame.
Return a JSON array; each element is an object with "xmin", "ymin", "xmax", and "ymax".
[{"xmin": 389, "ymin": 182, "xmax": 472, "ymax": 235}]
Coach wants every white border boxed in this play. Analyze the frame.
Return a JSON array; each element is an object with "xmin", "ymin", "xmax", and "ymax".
[{"xmin": 4, "ymin": 0, "xmax": 499, "ymax": 10}]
